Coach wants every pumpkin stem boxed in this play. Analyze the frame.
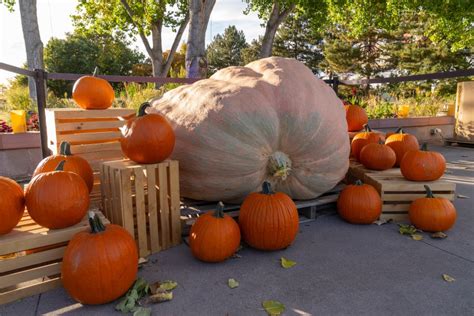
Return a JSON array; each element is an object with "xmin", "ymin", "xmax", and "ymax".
[
  {"xmin": 213, "ymin": 202, "xmax": 225, "ymax": 218},
  {"xmin": 378, "ymin": 139, "xmax": 384, "ymax": 145},
  {"xmin": 55, "ymin": 160, "xmax": 66, "ymax": 171},
  {"xmin": 424, "ymin": 185, "xmax": 435, "ymax": 198},
  {"xmin": 394, "ymin": 127, "xmax": 402, "ymax": 134},
  {"xmin": 421, "ymin": 143, "xmax": 428, "ymax": 151},
  {"xmin": 59, "ymin": 141, "xmax": 72, "ymax": 156},
  {"xmin": 92, "ymin": 67, "xmax": 98, "ymax": 76},
  {"xmin": 354, "ymin": 180, "xmax": 363, "ymax": 186},
  {"xmin": 138, "ymin": 102, "xmax": 151, "ymax": 117},
  {"xmin": 267, "ymin": 151, "xmax": 292, "ymax": 180},
  {"xmin": 88, "ymin": 211, "xmax": 106, "ymax": 233},
  {"xmin": 262, "ymin": 181, "xmax": 274, "ymax": 194},
  {"xmin": 363, "ymin": 124, "xmax": 372, "ymax": 132}
]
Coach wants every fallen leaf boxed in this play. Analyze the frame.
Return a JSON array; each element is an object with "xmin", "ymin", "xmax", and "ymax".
[
  {"xmin": 262, "ymin": 300, "xmax": 285, "ymax": 316},
  {"xmin": 456, "ymin": 194, "xmax": 470, "ymax": 199},
  {"xmin": 116, "ymin": 278, "xmax": 150, "ymax": 313},
  {"xmin": 228, "ymin": 278, "xmax": 239, "ymax": 289},
  {"xmin": 411, "ymin": 234, "xmax": 423, "ymax": 241},
  {"xmin": 280, "ymin": 257, "xmax": 296, "ymax": 269},
  {"xmin": 431, "ymin": 232, "xmax": 448, "ymax": 239},
  {"xmin": 442, "ymin": 274, "xmax": 455, "ymax": 282},
  {"xmin": 373, "ymin": 218, "xmax": 392, "ymax": 226},
  {"xmin": 150, "ymin": 280, "xmax": 178, "ymax": 294},
  {"xmin": 133, "ymin": 307, "xmax": 151, "ymax": 316},
  {"xmin": 399, "ymin": 224, "xmax": 417, "ymax": 236},
  {"xmin": 148, "ymin": 290, "xmax": 173, "ymax": 304}
]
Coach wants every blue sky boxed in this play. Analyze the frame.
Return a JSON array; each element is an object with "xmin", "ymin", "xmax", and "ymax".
[{"xmin": 0, "ymin": 0, "xmax": 263, "ymax": 84}]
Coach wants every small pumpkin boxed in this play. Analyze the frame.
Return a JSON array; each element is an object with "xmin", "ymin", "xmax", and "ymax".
[
  {"xmin": 120, "ymin": 102, "xmax": 175, "ymax": 164},
  {"xmin": 409, "ymin": 185, "xmax": 456, "ymax": 232},
  {"xmin": 0, "ymin": 176, "xmax": 25, "ymax": 235},
  {"xmin": 345, "ymin": 104, "xmax": 368, "ymax": 132},
  {"xmin": 359, "ymin": 140, "xmax": 396, "ymax": 170},
  {"xmin": 401, "ymin": 143, "xmax": 446, "ymax": 181},
  {"xmin": 62, "ymin": 212, "xmax": 138, "ymax": 305},
  {"xmin": 239, "ymin": 181, "xmax": 299, "ymax": 251},
  {"xmin": 189, "ymin": 202, "xmax": 241, "ymax": 262},
  {"xmin": 385, "ymin": 128, "xmax": 419, "ymax": 166},
  {"xmin": 72, "ymin": 68, "xmax": 115, "ymax": 110},
  {"xmin": 351, "ymin": 124, "xmax": 384, "ymax": 160},
  {"xmin": 337, "ymin": 180, "xmax": 382, "ymax": 224},
  {"xmin": 33, "ymin": 141, "xmax": 94, "ymax": 192},
  {"xmin": 26, "ymin": 161, "xmax": 90, "ymax": 229}
]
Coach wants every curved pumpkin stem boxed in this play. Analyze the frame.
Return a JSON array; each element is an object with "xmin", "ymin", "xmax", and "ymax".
[
  {"xmin": 363, "ymin": 124, "xmax": 372, "ymax": 132},
  {"xmin": 213, "ymin": 202, "xmax": 225, "ymax": 219},
  {"xmin": 354, "ymin": 180, "xmax": 363, "ymax": 186},
  {"xmin": 421, "ymin": 143, "xmax": 428, "ymax": 151},
  {"xmin": 59, "ymin": 141, "xmax": 72, "ymax": 156},
  {"xmin": 92, "ymin": 67, "xmax": 98, "ymax": 77},
  {"xmin": 424, "ymin": 185, "xmax": 435, "ymax": 198},
  {"xmin": 55, "ymin": 160, "xmax": 66, "ymax": 171},
  {"xmin": 262, "ymin": 181, "xmax": 274, "ymax": 194},
  {"xmin": 138, "ymin": 102, "xmax": 151, "ymax": 117},
  {"xmin": 394, "ymin": 127, "xmax": 402, "ymax": 134},
  {"xmin": 88, "ymin": 211, "xmax": 106, "ymax": 233}
]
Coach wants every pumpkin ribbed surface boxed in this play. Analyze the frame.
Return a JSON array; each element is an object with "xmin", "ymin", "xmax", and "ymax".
[{"xmin": 0, "ymin": 176, "xmax": 24, "ymax": 235}]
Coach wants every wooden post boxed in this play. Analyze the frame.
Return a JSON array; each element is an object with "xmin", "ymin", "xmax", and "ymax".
[{"xmin": 34, "ymin": 68, "xmax": 50, "ymax": 158}]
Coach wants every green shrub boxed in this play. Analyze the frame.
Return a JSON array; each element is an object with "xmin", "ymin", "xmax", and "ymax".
[{"xmin": 4, "ymin": 84, "xmax": 35, "ymax": 112}]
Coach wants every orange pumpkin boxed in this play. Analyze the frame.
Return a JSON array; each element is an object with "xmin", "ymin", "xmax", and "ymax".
[
  {"xmin": 120, "ymin": 102, "xmax": 175, "ymax": 164},
  {"xmin": 345, "ymin": 104, "xmax": 368, "ymax": 132},
  {"xmin": 0, "ymin": 176, "xmax": 25, "ymax": 235},
  {"xmin": 351, "ymin": 124, "xmax": 384, "ymax": 160},
  {"xmin": 33, "ymin": 142, "xmax": 94, "ymax": 192},
  {"xmin": 401, "ymin": 143, "xmax": 446, "ymax": 181},
  {"xmin": 385, "ymin": 127, "xmax": 402, "ymax": 139},
  {"xmin": 25, "ymin": 161, "xmax": 90, "ymax": 229},
  {"xmin": 62, "ymin": 212, "xmax": 138, "ymax": 304},
  {"xmin": 337, "ymin": 180, "xmax": 382, "ymax": 224},
  {"xmin": 239, "ymin": 182, "xmax": 299, "ymax": 251},
  {"xmin": 409, "ymin": 185, "xmax": 456, "ymax": 232},
  {"xmin": 72, "ymin": 69, "xmax": 115, "ymax": 110},
  {"xmin": 359, "ymin": 140, "xmax": 396, "ymax": 170},
  {"xmin": 385, "ymin": 128, "xmax": 419, "ymax": 166},
  {"xmin": 189, "ymin": 202, "xmax": 241, "ymax": 262}
]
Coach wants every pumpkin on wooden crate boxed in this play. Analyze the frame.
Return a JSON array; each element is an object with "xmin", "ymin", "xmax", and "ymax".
[
  {"xmin": 239, "ymin": 182, "xmax": 299, "ymax": 251},
  {"xmin": 189, "ymin": 202, "xmax": 241, "ymax": 263},
  {"xmin": 120, "ymin": 102, "xmax": 175, "ymax": 164},
  {"xmin": 409, "ymin": 185, "xmax": 456, "ymax": 232},
  {"xmin": 385, "ymin": 128, "xmax": 419, "ymax": 166},
  {"xmin": 351, "ymin": 124, "xmax": 384, "ymax": 160},
  {"xmin": 33, "ymin": 141, "xmax": 94, "ymax": 192},
  {"xmin": 25, "ymin": 161, "xmax": 90, "ymax": 229},
  {"xmin": 400, "ymin": 143, "xmax": 446, "ymax": 181},
  {"xmin": 359, "ymin": 140, "xmax": 396, "ymax": 171},
  {"xmin": 0, "ymin": 176, "xmax": 25, "ymax": 235},
  {"xmin": 337, "ymin": 180, "xmax": 382, "ymax": 224},
  {"xmin": 62, "ymin": 212, "xmax": 138, "ymax": 305},
  {"xmin": 148, "ymin": 57, "xmax": 349, "ymax": 202},
  {"xmin": 72, "ymin": 68, "xmax": 115, "ymax": 110},
  {"xmin": 345, "ymin": 104, "xmax": 368, "ymax": 132}
]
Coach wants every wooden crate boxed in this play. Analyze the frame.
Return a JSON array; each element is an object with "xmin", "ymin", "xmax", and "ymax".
[
  {"xmin": 45, "ymin": 108, "xmax": 136, "ymax": 209},
  {"xmin": 100, "ymin": 159, "xmax": 181, "ymax": 258},
  {"xmin": 0, "ymin": 211, "xmax": 109, "ymax": 305},
  {"xmin": 348, "ymin": 161, "xmax": 456, "ymax": 222}
]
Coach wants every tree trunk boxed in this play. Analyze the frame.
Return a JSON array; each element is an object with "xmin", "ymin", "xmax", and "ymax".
[
  {"xmin": 186, "ymin": 0, "xmax": 216, "ymax": 78},
  {"xmin": 19, "ymin": 0, "xmax": 43, "ymax": 100},
  {"xmin": 259, "ymin": 3, "xmax": 295, "ymax": 58}
]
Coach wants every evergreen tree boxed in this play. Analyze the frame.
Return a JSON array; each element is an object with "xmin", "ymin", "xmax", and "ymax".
[{"xmin": 241, "ymin": 37, "xmax": 263, "ymax": 65}]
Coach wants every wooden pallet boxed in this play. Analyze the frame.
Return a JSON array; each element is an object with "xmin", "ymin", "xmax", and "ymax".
[
  {"xmin": 45, "ymin": 108, "xmax": 135, "ymax": 209},
  {"xmin": 348, "ymin": 161, "xmax": 456, "ymax": 222},
  {"xmin": 0, "ymin": 211, "xmax": 109, "ymax": 305},
  {"xmin": 444, "ymin": 138, "xmax": 474, "ymax": 147}
]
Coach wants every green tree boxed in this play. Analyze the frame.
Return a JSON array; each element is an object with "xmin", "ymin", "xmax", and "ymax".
[
  {"xmin": 207, "ymin": 26, "xmax": 249, "ymax": 75},
  {"xmin": 241, "ymin": 37, "xmax": 263, "ymax": 64},
  {"xmin": 44, "ymin": 33, "xmax": 145, "ymax": 96}
]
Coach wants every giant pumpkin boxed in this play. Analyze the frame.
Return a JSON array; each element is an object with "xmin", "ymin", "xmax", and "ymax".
[{"xmin": 148, "ymin": 57, "xmax": 349, "ymax": 202}]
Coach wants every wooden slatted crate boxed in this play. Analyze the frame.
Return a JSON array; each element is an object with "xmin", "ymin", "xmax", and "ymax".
[
  {"xmin": 45, "ymin": 108, "xmax": 135, "ymax": 209},
  {"xmin": 348, "ymin": 161, "xmax": 456, "ymax": 221},
  {"xmin": 100, "ymin": 159, "xmax": 181, "ymax": 258},
  {"xmin": 0, "ymin": 212, "xmax": 109, "ymax": 305}
]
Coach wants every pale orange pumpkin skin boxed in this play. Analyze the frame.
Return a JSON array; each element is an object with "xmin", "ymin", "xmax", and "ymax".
[
  {"xmin": 351, "ymin": 125, "xmax": 385, "ymax": 161},
  {"xmin": 359, "ymin": 141, "xmax": 396, "ymax": 171},
  {"xmin": 337, "ymin": 181, "xmax": 382, "ymax": 224},
  {"xmin": 189, "ymin": 202, "xmax": 241, "ymax": 263},
  {"xmin": 345, "ymin": 104, "xmax": 368, "ymax": 132},
  {"xmin": 72, "ymin": 75, "xmax": 115, "ymax": 110},
  {"xmin": 385, "ymin": 129, "xmax": 419, "ymax": 166},
  {"xmin": 409, "ymin": 186, "xmax": 456, "ymax": 232},
  {"xmin": 400, "ymin": 144, "xmax": 446, "ymax": 181},
  {"xmin": 0, "ymin": 176, "xmax": 25, "ymax": 235}
]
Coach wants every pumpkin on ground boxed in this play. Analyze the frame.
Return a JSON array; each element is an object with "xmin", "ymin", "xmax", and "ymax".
[
  {"xmin": 409, "ymin": 185, "xmax": 456, "ymax": 232},
  {"xmin": 359, "ymin": 140, "xmax": 396, "ymax": 170},
  {"xmin": 239, "ymin": 182, "xmax": 299, "ymax": 251},
  {"xmin": 120, "ymin": 102, "xmax": 175, "ymax": 164},
  {"xmin": 25, "ymin": 161, "xmax": 89, "ymax": 229},
  {"xmin": 385, "ymin": 128, "xmax": 419, "ymax": 166},
  {"xmin": 337, "ymin": 180, "xmax": 382, "ymax": 224},
  {"xmin": 189, "ymin": 202, "xmax": 241, "ymax": 262},
  {"xmin": 351, "ymin": 124, "xmax": 384, "ymax": 161},
  {"xmin": 345, "ymin": 104, "xmax": 368, "ymax": 132},
  {"xmin": 62, "ymin": 212, "xmax": 138, "ymax": 305},
  {"xmin": 400, "ymin": 143, "xmax": 446, "ymax": 181},
  {"xmin": 33, "ymin": 141, "xmax": 94, "ymax": 192},
  {"xmin": 72, "ymin": 68, "xmax": 115, "ymax": 110},
  {"xmin": 0, "ymin": 176, "xmax": 25, "ymax": 235},
  {"xmin": 148, "ymin": 57, "xmax": 349, "ymax": 202}
]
